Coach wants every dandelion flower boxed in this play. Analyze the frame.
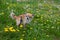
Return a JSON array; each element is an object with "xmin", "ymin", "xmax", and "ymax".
[
  {"xmin": 12, "ymin": 29, "xmax": 16, "ymax": 32},
  {"xmin": 20, "ymin": 25, "xmax": 23, "ymax": 28},
  {"xmin": 4, "ymin": 29, "xmax": 9, "ymax": 32},
  {"xmin": 9, "ymin": 29, "xmax": 16, "ymax": 32},
  {"xmin": 30, "ymin": 27, "xmax": 33, "ymax": 30},
  {"xmin": 9, "ymin": 27, "xmax": 13, "ymax": 30},
  {"xmin": 4, "ymin": 28, "xmax": 8, "ymax": 30},
  {"xmin": 9, "ymin": 29, "xmax": 13, "ymax": 32},
  {"xmin": 4, "ymin": 28, "xmax": 9, "ymax": 32},
  {"xmin": 20, "ymin": 38, "xmax": 23, "ymax": 40},
  {"xmin": 9, "ymin": 27, "xmax": 14, "ymax": 32}
]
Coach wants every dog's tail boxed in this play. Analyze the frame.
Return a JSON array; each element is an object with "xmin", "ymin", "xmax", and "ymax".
[{"xmin": 10, "ymin": 10, "xmax": 17, "ymax": 19}]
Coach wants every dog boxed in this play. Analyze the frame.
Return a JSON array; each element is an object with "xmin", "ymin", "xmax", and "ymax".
[{"xmin": 10, "ymin": 11, "xmax": 34, "ymax": 27}]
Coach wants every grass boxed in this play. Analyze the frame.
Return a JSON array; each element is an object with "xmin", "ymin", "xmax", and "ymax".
[{"xmin": 0, "ymin": 0, "xmax": 60, "ymax": 40}]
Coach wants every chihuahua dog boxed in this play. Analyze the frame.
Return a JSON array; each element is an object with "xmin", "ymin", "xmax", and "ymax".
[{"xmin": 10, "ymin": 11, "xmax": 34, "ymax": 27}]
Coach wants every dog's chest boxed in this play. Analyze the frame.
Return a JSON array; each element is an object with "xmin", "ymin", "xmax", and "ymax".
[{"xmin": 25, "ymin": 16, "xmax": 31, "ymax": 23}]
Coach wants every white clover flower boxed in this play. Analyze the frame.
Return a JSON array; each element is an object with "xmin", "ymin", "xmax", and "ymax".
[
  {"xmin": 44, "ymin": 0, "xmax": 46, "ymax": 3},
  {"xmin": 38, "ymin": 3, "xmax": 42, "ymax": 6}
]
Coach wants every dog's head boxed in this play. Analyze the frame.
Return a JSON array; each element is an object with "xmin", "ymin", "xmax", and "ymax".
[
  {"xmin": 25, "ymin": 13, "xmax": 34, "ymax": 23},
  {"xmin": 26, "ymin": 13, "xmax": 34, "ymax": 18}
]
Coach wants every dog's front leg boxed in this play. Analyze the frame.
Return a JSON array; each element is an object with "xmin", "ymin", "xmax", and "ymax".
[
  {"xmin": 16, "ymin": 20, "xmax": 20, "ymax": 27},
  {"xmin": 23, "ymin": 23, "xmax": 27, "ymax": 28}
]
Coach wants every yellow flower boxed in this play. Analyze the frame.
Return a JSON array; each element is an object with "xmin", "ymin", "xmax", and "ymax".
[
  {"xmin": 4, "ymin": 28, "xmax": 9, "ymax": 32},
  {"xmin": 30, "ymin": 27, "xmax": 33, "ymax": 30},
  {"xmin": 9, "ymin": 29, "xmax": 16, "ymax": 32},
  {"xmin": 12, "ymin": 29, "xmax": 16, "ymax": 32},
  {"xmin": 4, "ymin": 29, "xmax": 9, "ymax": 32},
  {"xmin": 20, "ymin": 38, "xmax": 23, "ymax": 40},
  {"xmin": 9, "ymin": 29, "xmax": 13, "ymax": 32},
  {"xmin": 20, "ymin": 25, "xmax": 23, "ymax": 28},
  {"xmin": 9, "ymin": 27, "xmax": 13, "ymax": 30},
  {"xmin": 4, "ymin": 28, "xmax": 8, "ymax": 30},
  {"xmin": 9, "ymin": 27, "xmax": 15, "ymax": 32}
]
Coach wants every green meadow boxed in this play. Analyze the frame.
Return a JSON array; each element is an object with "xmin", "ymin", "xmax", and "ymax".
[{"xmin": 0, "ymin": 0, "xmax": 60, "ymax": 40}]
